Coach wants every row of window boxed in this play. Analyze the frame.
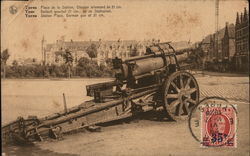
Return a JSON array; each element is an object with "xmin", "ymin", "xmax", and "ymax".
[
  {"xmin": 236, "ymin": 40, "xmax": 249, "ymax": 52},
  {"xmin": 235, "ymin": 27, "xmax": 249, "ymax": 39},
  {"xmin": 53, "ymin": 45, "xmax": 147, "ymax": 52},
  {"xmin": 54, "ymin": 43, "xmax": 148, "ymax": 51},
  {"xmin": 46, "ymin": 49, "xmax": 146, "ymax": 63}
]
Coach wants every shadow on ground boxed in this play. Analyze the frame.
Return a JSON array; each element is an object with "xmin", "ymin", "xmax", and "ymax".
[{"xmin": 98, "ymin": 109, "xmax": 174, "ymax": 128}]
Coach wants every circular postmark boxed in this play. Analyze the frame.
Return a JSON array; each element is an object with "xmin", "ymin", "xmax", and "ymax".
[
  {"xmin": 188, "ymin": 96, "xmax": 238, "ymax": 147},
  {"xmin": 9, "ymin": 5, "xmax": 18, "ymax": 15}
]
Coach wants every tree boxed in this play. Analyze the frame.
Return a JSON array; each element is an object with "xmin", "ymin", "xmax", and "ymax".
[
  {"xmin": 77, "ymin": 57, "xmax": 90, "ymax": 67},
  {"xmin": 130, "ymin": 45, "xmax": 138, "ymax": 57},
  {"xmin": 9, "ymin": 60, "xmax": 19, "ymax": 78},
  {"xmin": 86, "ymin": 43, "xmax": 97, "ymax": 60},
  {"xmin": 105, "ymin": 58, "xmax": 113, "ymax": 67},
  {"xmin": 1, "ymin": 49, "xmax": 10, "ymax": 78},
  {"xmin": 76, "ymin": 57, "xmax": 113, "ymax": 77},
  {"xmin": 62, "ymin": 49, "xmax": 73, "ymax": 78},
  {"xmin": 12, "ymin": 60, "xmax": 18, "ymax": 66}
]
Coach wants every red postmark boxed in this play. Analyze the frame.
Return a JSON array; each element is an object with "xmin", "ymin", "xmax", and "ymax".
[{"xmin": 201, "ymin": 105, "xmax": 237, "ymax": 147}]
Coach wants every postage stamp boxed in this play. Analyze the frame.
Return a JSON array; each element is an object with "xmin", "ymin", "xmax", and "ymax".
[
  {"xmin": 201, "ymin": 102, "xmax": 237, "ymax": 147},
  {"xmin": 188, "ymin": 97, "xmax": 238, "ymax": 147}
]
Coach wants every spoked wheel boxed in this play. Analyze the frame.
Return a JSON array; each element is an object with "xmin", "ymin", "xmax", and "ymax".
[{"xmin": 163, "ymin": 71, "xmax": 199, "ymax": 121}]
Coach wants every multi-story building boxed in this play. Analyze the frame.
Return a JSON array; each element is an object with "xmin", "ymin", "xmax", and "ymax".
[
  {"xmin": 235, "ymin": 8, "xmax": 249, "ymax": 72},
  {"xmin": 221, "ymin": 23, "xmax": 235, "ymax": 70},
  {"xmin": 97, "ymin": 40, "xmax": 137, "ymax": 59},
  {"xmin": 44, "ymin": 40, "xmax": 92, "ymax": 66},
  {"xmin": 44, "ymin": 39, "xmax": 191, "ymax": 66},
  {"xmin": 44, "ymin": 39, "xmax": 151, "ymax": 66},
  {"xmin": 203, "ymin": 23, "xmax": 235, "ymax": 71},
  {"xmin": 201, "ymin": 34, "xmax": 212, "ymax": 62},
  {"xmin": 96, "ymin": 40, "xmax": 138, "ymax": 65}
]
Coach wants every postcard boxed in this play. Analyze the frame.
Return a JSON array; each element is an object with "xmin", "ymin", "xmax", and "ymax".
[{"xmin": 1, "ymin": 0, "xmax": 249, "ymax": 156}]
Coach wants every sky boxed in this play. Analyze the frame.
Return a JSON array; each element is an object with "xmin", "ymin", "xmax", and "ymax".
[{"xmin": 1, "ymin": 0, "xmax": 249, "ymax": 62}]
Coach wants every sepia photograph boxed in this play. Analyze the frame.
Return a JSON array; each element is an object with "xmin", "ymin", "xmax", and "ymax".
[{"xmin": 1, "ymin": 0, "xmax": 249, "ymax": 155}]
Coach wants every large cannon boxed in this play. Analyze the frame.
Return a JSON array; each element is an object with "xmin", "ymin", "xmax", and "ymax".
[{"xmin": 2, "ymin": 42, "xmax": 200, "ymax": 145}]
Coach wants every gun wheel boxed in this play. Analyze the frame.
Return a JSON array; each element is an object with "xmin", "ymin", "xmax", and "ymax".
[{"xmin": 163, "ymin": 71, "xmax": 199, "ymax": 121}]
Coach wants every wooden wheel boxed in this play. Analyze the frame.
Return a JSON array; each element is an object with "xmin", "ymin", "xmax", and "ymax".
[{"xmin": 163, "ymin": 71, "xmax": 199, "ymax": 121}]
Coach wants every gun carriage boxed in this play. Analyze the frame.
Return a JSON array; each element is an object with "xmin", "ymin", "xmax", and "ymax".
[{"xmin": 2, "ymin": 42, "xmax": 200, "ymax": 145}]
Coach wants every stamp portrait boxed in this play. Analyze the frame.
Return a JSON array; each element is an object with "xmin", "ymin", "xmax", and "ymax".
[{"xmin": 201, "ymin": 100, "xmax": 237, "ymax": 147}]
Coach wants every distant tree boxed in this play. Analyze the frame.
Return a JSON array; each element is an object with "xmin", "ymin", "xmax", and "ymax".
[
  {"xmin": 12, "ymin": 60, "xmax": 18, "ymax": 66},
  {"xmin": 10, "ymin": 60, "xmax": 19, "ymax": 77},
  {"xmin": 86, "ymin": 43, "xmax": 97, "ymax": 60},
  {"xmin": 76, "ymin": 57, "xmax": 89, "ymax": 77},
  {"xmin": 42, "ymin": 64, "xmax": 50, "ymax": 78},
  {"xmin": 105, "ymin": 58, "xmax": 113, "ymax": 67},
  {"xmin": 77, "ymin": 57, "xmax": 90, "ymax": 67},
  {"xmin": 62, "ymin": 49, "xmax": 73, "ymax": 78},
  {"xmin": 1, "ymin": 49, "xmax": 10, "ymax": 78},
  {"xmin": 76, "ymin": 57, "xmax": 113, "ymax": 77},
  {"xmin": 130, "ymin": 45, "xmax": 138, "ymax": 57}
]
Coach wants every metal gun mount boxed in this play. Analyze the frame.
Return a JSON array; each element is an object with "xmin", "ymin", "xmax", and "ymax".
[{"xmin": 2, "ymin": 42, "xmax": 200, "ymax": 145}]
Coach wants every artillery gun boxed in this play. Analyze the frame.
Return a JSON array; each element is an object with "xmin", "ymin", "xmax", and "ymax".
[{"xmin": 2, "ymin": 42, "xmax": 200, "ymax": 145}]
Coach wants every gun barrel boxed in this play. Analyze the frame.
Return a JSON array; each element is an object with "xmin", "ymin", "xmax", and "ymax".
[{"xmin": 113, "ymin": 43, "xmax": 196, "ymax": 80}]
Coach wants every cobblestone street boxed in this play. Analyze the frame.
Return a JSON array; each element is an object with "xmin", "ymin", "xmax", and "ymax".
[{"xmin": 195, "ymin": 74, "xmax": 249, "ymax": 102}]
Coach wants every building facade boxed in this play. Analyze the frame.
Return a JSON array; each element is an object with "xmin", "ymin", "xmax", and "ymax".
[
  {"xmin": 221, "ymin": 23, "xmax": 235, "ymax": 70},
  {"xmin": 203, "ymin": 23, "xmax": 235, "ymax": 71},
  {"xmin": 235, "ymin": 8, "xmax": 249, "ymax": 72},
  {"xmin": 201, "ymin": 34, "xmax": 212, "ymax": 62},
  {"xmin": 44, "ymin": 40, "xmax": 92, "ymax": 66},
  {"xmin": 44, "ymin": 39, "xmax": 150, "ymax": 66}
]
